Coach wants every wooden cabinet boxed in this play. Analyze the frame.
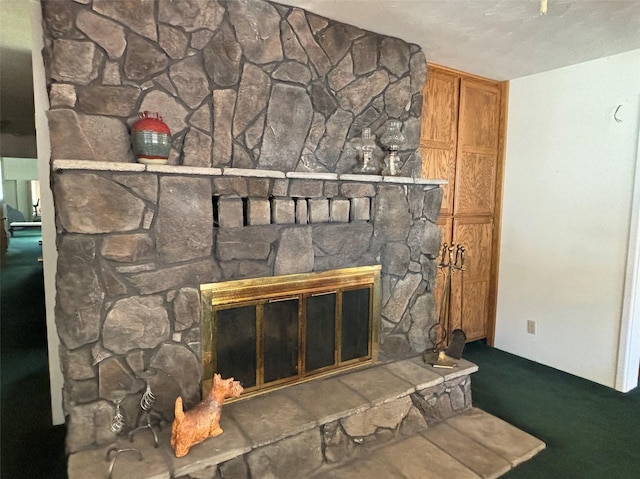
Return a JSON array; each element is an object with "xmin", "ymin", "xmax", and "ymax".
[
  {"xmin": 420, "ymin": 65, "xmax": 506, "ymax": 344},
  {"xmin": 421, "ymin": 69, "xmax": 458, "ymax": 216}
]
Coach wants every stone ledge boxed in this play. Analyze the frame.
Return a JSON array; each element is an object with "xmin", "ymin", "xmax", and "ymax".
[
  {"xmin": 68, "ymin": 356, "xmax": 476, "ymax": 479},
  {"xmin": 52, "ymin": 159, "xmax": 447, "ymax": 187},
  {"xmin": 53, "ymin": 159, "xmax": 146, "ymax": 172},
  {"xmin": 314, "ymin": 409, "xmax": 545, "ymax": 479},
  {"xmin": 286, "ymin": 171, "xmax": 339, "ymax": 181}
]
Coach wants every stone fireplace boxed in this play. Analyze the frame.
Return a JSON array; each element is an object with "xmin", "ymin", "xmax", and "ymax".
[
  {"xmin": 54, "ymin": 161, "xmax": 443, "ymax": 454},
  {"xmin": 42, "ymin": 0, "xmax": 444, "ymax": 457}
]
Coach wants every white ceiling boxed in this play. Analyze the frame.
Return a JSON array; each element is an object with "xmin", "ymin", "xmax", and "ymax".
[
  {"xmin": 1, "ymin": 0, "xmax": 639, "ymax": 137},
  {"xmin": 277, "ymin": 0, "xmax": 640, "ymax": 80}
]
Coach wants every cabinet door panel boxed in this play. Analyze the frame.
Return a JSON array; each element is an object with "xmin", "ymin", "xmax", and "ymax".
[
  {"xmin": 421, "ymin": 71, "xmax": 459, "ymax": 148},
  {"xmin": 450, "ymin": 217, "xmax": 493, "ymax": 340},
  {"xmin": 457, "ymin": 278, "xmax": 489, "ymax": 341},
  {"xmin": 455, "ymin": 78, "xmax": 500, "ymax": 216},
  {"xmin": 421, "ymin": 147, "xmax": 455, "ymax": 216},
  {"xmin": 455, "ymin": 151, "xmax": 497, "ymax": 215},
  {"xmin": 434, "ymin": 266, "xmax": 492, "ymax": 339},
  {"xmin": 458, "ymin": 79, "xmax": 500, "ymax": 153},
  {"xmin": 420, "ymin": 68, "xmax": 459, "ymax": 216},
  {"xmin": 450, "ymin": 279, "xmax": 489, "ymax": 340},
  {"xmin": 453, "ymin": 217, "xmax": 493, "ymax": 280}
]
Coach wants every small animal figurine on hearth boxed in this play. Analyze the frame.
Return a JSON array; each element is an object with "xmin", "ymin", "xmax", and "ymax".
[{"xmin": 170, "ymin": 373, "xmax": 243, "ymax": 457}]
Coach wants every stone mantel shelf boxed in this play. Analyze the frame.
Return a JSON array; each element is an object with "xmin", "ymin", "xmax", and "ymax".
[{"xmin": 52, "ymin": 160, "xmax": 447, "ymax": 187}]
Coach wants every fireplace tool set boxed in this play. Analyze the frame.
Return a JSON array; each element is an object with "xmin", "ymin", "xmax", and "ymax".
[
  {"xmin": 128, "ymin": 370, "xmax": 162, "ymax": 447},
  {"xmin": 425, "ymin": 242, "xmax": 467, "ymax": 368},
  {"xmin": 104, "ymin": 371, "xmax": 162, "ymax": 478}
]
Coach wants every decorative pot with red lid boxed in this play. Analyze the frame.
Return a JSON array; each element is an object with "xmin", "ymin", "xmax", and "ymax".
[{"xmin": 131, "ymin": 111, "xmax": 172, "ymax": 164}]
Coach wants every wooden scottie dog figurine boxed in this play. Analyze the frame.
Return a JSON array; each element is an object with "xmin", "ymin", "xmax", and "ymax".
[{"xmin": 170, "ymin": 373, "xmax": 243, "ymax": 457}]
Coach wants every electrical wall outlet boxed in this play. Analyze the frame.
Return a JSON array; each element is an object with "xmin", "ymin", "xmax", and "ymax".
[{"xmin": 527, "ymin": 320, "xmax": 537, "ymax": 335}]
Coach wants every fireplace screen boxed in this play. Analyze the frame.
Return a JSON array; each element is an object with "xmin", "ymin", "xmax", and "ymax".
[{"xmin": 200, "ymin": 266, "xmax": 380, "ymax": 398}]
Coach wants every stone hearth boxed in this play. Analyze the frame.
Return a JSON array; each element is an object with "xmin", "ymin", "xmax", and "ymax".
[{"xmin": 68, "ymin": 357, "xmax": 482, "ymax": 479}]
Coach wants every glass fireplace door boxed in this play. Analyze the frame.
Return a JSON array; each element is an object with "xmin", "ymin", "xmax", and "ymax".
[{"xmin": 201, "ymin": 266, "xmax": 381, "ymax": 398}]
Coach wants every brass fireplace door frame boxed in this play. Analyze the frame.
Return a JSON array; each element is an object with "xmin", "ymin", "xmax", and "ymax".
[{"xmin": 200, "ymin": 265, "xmax": 381, "ymax": 399}]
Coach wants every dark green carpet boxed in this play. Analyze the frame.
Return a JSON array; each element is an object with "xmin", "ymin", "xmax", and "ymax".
[
  {"xmin": 465, "ymin": 340, "xmax": 640, "ymax": 478},
  {"xmin": 1, "ymin": 230, "xmax": 67, "ymax": 479}
]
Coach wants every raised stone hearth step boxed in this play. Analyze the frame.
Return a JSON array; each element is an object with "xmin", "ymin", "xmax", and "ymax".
[
  {"xmin": 312, "ymin": 408, "xmax": 545, "ymax": 479},
  {"xmin": 67, "ymin": 357, "xmax": 545, "ymax": 478},
  {"xmin": 66, "ymin": 358, "xmax": 544, "ymax": 478},
  {"xmin": 68, "ymin": 356, "xmax": 478, "ymax": 478}
]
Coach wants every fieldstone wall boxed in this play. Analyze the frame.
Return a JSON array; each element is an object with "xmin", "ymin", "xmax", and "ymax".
[
  {"xmin": 42, "ymin": 0, "xmax": 426, "ymax": 174},
  {"xmin": 42, "ymin": 0, "xmax": 439, "ymax": 455},
  {"xmin": 54, "ymin": 167, "xmax": 442, "ymax": 452}
]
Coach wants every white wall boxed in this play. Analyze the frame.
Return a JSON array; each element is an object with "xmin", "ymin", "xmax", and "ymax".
[
  {"xmin": 495, "ymin": 49, "xmax": 640, "ymax": 388},
  {"xmin": 31, "ymin": 3, "xmax": 63, "ymax": 425},
  {"xmin": 1, "ymin": 157, "xmax": 38, "ymax": 219},
  {"xmin": 1, "ymin": 156, "xmax": 38, "ymax": 179}
]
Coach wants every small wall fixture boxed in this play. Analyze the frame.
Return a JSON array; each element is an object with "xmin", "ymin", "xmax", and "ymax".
[
  {"xmin": 614, "ymin": 105, "xmax": 623, "ymax": 123},
  {"xmin": 540, "ymin": 0, "xmax": 548, "ymax": 15}
]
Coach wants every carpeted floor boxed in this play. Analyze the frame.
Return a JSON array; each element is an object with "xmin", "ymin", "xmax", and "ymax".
[
  {"xmin": 1, "ymin": 230, "xmax": 638, "ymax": 478},
  {"xmin": 1, "ymin": 230, "xmax": 66, "ymax": 479},
  {"xmin": 465, "ymin": 340, "xmax": 640, "ymax": 478}
]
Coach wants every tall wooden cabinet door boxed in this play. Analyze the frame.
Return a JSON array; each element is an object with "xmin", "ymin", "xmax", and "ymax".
[
  {"xmin": 454, "ymin": 78, "xmax": 501, "ymax": 216},
  {"xmin": 420, "ymin": 68, "xmax": 459, "ymax": 216},
  {"xmin": 450, "ymin": 216, "xmax": 493, "ymax": 341}
]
